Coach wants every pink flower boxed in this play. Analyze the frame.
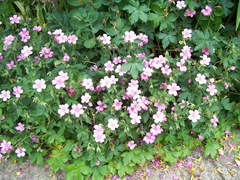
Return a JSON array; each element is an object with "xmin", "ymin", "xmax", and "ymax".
[
  {"xmin": 153, "ymin": 111, "xmax": 167, "ymax": 123},
  {"xmin": 19, "ymin": 28, "xmax": 30, "ymax": 42},
  {"xmin": 67, "ymin": 35, "xmax": 78, "ymax": 44},
  {"xmin": 15, "ymin": 147, "xmax": 26, "ymax": 157},
  {"xmin": 12, "ymin": 86, "xmax": 23, "ymax": 98},
  {"xmin": 210, "ymin": 115, "xmax": 219, "ymax": 128},
  {"xmin": 99, "ymin": 34, "xmax": 111, "ymax": 44},
  {"xmin": 143, "ymin": 132, "xmax": 156, "ymax": 144},
  {"xmin": 195, "ymin": 73, "xmax": 207, "ymax": 84},
  {"xmin": 107, "ymin": 118, "xmax": 119, "ymax": 130},
  {"xmin": 201, "ymin": 5, "xmax": 212, "ymax": 16},
  {"xmin": 180, "ymin": 45, "xmax": 192, "ymax": 60},
  {"xmin": 58, "ymin": 104, "xmax": 69, "ymax": 117},
  {"xmin": 63, "ymin": 53, "xmax": 70, "ymax": 61},
  {"xmin": 128, "ymin": 141, "xmax": 137, "ymax": 150},
  {"xmin": 176, "ymin": 59, "xmax": 187, "ymax": 72},
  {"xmin": 6, "ymin": 60, "xmax": 16, "ymax": 70},
  {"xmin": 39, "ymin": 47, "xmax": 54, "ymax": 59},
  {"xmin": 167, "ymin": 83, "xmax": 180, "ymax": 96},
  {"xmin": 21, "ymin": 46, "xmax": 33, "ymax": 57},
  {"xmin": 96, "ymin": 101, "xmax": 107, "ymax": 112},
  {"xmin": 94, "ymin": 124, "xmax": 104, "ymax": 134},
  {"xmin": 9, "ymin": 15, "xmax": 21, "ymax": 24},
  {"xmin": 206, "ymin": 84, "xmax": 217, "ymax": 96},
  {"xmin": 4, "ymin": 35, "xmax": 15, "ymax": 46},
  {"xmin": 185, "ymin": 8, "xmax": 196, "ymax": 17},
  {"xmin": 150, "ymin": 124, "xmax": 163, "ymax": 136},
  {"xmin": 0, "ymin": 90, "xmax": 11, "ymax": 101},
  {"xmin": 230, "ymin": 66, "xmax": 236, "ymax": 70},
  {"xmin": 176, "ymin": 1, "xmax": 186, "ymax": 9},
  {"xmin": 15, "ymin": 122, "xmax": 24, "ymax": 132},
  {"xmin": 112, "ymin": 99, "xmax": 123, "ymax": 110},
  {"xmin": 202, "ymin": 47, "xmax": 210, "ymax": 56},
  {"xmin": 33, "ymin": 79, "xmax": 46, "ymax": 92},
  {"xmin": 188, "ymin": 110, "xmax": 201, "ymax": 122},
  {"xmin": 0, "ymin": 140, "xmax": 13, "ymax": 154},
  {"xmin": 198, "ymin": 135, "xmax": 204, "ymax": 141},
  {"xmin": 182, "ymin": 29, "xmax": 192, "ymax": 38},
  {"xmin": 70, "ymin": 104, "xmax": 84, "ymax": 117},
  {"xmin": 123, "ymin": 31, "xmax": 137, "ymax": 42},
  {"xmin": 33, "ymin": 26, "xmax": 42, "ymax": 32}
]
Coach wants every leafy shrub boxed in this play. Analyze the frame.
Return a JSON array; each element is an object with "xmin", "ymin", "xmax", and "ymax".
[{"xmin": 0, "ymin": 0, "xmax": 239, "ymax": 179}]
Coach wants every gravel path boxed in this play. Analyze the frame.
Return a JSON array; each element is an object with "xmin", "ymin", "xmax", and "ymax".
[{"xmin": 0, "ymin": 132, "xmax": 239, "ymax": 180}]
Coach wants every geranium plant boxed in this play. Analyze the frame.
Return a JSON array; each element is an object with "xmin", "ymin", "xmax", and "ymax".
[{"xmin": 0, "ymin": 0, "xmax": 239, "ymax": 179}]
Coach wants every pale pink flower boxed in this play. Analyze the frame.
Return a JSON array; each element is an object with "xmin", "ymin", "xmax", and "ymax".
[
  {"xmin": 128, "ymin": 141, "xmax": 137, "ymax": 150},
  {"xmin": 104, "ymin": 61, "xmax": 114, "ymax": 72},
  {"xmin": 210, "ymin": 115, "xmax": 219, "ymax": 128},
  {"xmin": 200, "ymin": 54, "xmax": 211, "ymax": 65},
  {"xmin": 180, "ymin": 45, "xmax": 192, "ymax": 60},
  {"xmin": 130, "ymin": 113, "xmax": 141, "ymax": 124},
  {"xmin": 115, "ymin": 65, "xmax": 127, "ymax": 76},
  {"xmin": 93, "ymin": 133, "xmax": 106, "ymax": 143},
  {"xmin": 9, "ymin": 15, "xmax": 21, "ymax": 24},
  {"xmin": 58, "ymin": 71, "xmax": 69, "ymax": 81},
  {"xmin": 123, "ymin": 31, "xmax": 137, "ymax": 42},
  {"xmin": 58, "ymin": 104, "xmax": 69, "ymax": 117},
  {"xmin": 206, "ymin": 84, "xmax": 217, "ymax": 96},
  {"xmin": 94, "ymin": 124, "xmax": 104, "ymax": 134},
  {"xmin": 39, "ymin": 47, "xmax": 53, "ymax": 59},
  {"xmin": 15, "ymin": 122, "xmax": 24, "ymax": 132},
  {"xmin": 112, "ymin": 99, "xmax": 123, "ymax": 110},
  {"xmin": 0, "ymin": 90, "xmax": 11, "ymax": 101},
  {"xmin": 0, "ymin": 140, "xmax": 13, "ymax": 154},
  {"xmin": 6, "ymin": 60, "xmax": 16, "ymax": 70},
  {"xmin": 99, "ymin": 34, "xmax": 111, "ymax": 44},
  {"xmin": 153, "ymin": 111, "xmax": 167, "ymax": 123},
  {"xmin": 81, "ymin": 93, "xmax": 91, "ymax": 103},
  {"xmin": 161, "ymin": 65, "xmax": 172, "ymax": 76},
  {"xmin": 182, "ymin": 28, "xmax": 192, "ymax": 38},
  {"xmin": 57, "ymin": 33, "xmax": 68, "ymax": 43},
  {"xmin": 201, "ymin": 5, "xmax": 212, "ymax": 16},
  {"xmin": 32, "ymin": 26, "xmax": 42, "ymax": 32},
  {"xmin": 176, "ymin": 59, "xmax": 187, "ymax": 72},
  {"xmin": 52, "ymin": 29, "xmax": 62, "ymax": 35},
  {"xmin": 143, "ymin": 132, "xmax": 156, "ymax": 144},
  {"xmin": 4, "ymin": 35, "xmax": 15, "ymax": 46},
  {"xmin": 67, "ymin": 35, "xmax": 78, "ymax": 44},
  {"xmin": 167, "ymin": 83, "xmax": 180, "ymax": 96},
  {"xmin": 12, "ymin": 86, "xmax": 23, "ymax": 98},
  {"xmin": 188, "ymin": 110, "xmax": 201, "ymax": 122},
  {"xmin": 52, "ymin": 76, "xmax": 66, "ymax": 89},
  {"xmin": 33, "ymin": 79, "xmax": 46, "ymax": 92},
  {"xmin": 195, "ymin": 73, "xmax": 207, "ymax": 84},
  {"xmin": 176, "ymin": 1, "xmax": 186, "ymax": 9},
  {"xmin": 19, "ymin": 28, "xmax": 30, "ymax": 42},
  {"xmin": 70, "ymin": 104, "xmax": 84, "ymax": 117},
  {"xmin": 107, "ymin": 118, "xmax": 119, "ymax": 130},
  {"xmin": 230, "ymin": 66, "xmax": 236, "ymax": 70},
  {"xmin": 15, "ymin": 147, "xmax": 26, "ymax": 157},
  {"xmin": 21, "ymin": 46, "xmax": 33, "ymax": 57},
  {"xmin": 151, "ymin": 55, "xmax": 166, "ymax": 69},
  {"xmin": 82, "ymin": 78, "xmax": 93, "ymax": 90}
]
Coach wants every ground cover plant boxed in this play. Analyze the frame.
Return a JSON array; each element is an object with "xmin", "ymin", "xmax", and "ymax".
[{"xmin": 0, "ymin": 0, "xmax": 240, "ymax": 179}]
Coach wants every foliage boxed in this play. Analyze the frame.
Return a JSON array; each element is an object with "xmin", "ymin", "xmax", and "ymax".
[{"xmin": 0, "ymin": 0, "xmax": 239, "ymax": 179}]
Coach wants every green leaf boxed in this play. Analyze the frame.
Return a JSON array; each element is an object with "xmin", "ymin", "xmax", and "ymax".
[
  {"xmin": 130, "ymin": 65, "xmax": 139, "ymax": 79},
  {"xmin": 204, "ymin": 142, "xmax": 222, "ymax": 158},
  {"xmin": 84, "ymin": 38, "xmax": 96, "ymax": 48},
  {"xmin": 67, "ymin": 0, "xmax": 87, "ymax": 6},
  {"xmin": 63, "ymin": 140, "xmax": 74, "ymax": 152},
  {"xmin": 236, "ymin": 0, "xmax": 240, "ymax": 30}
]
